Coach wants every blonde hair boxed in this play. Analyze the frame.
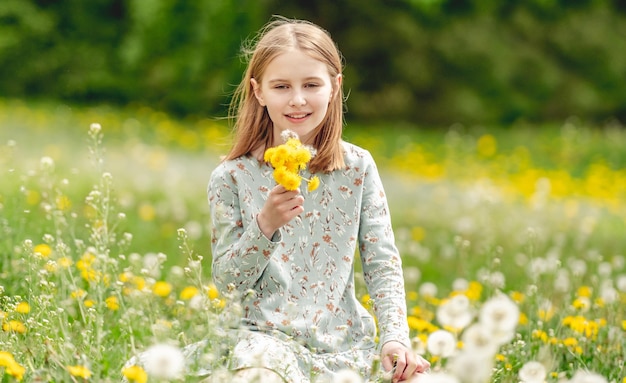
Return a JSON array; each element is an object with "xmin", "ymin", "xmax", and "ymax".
[{"xmin": 224, "ymin": 17, "xmax": 345, "ymax": 173}]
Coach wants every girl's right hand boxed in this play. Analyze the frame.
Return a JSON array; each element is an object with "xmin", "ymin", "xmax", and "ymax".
[{"xmin": 257, "ymin": 185, "xmax": 304, "ymax": 239}]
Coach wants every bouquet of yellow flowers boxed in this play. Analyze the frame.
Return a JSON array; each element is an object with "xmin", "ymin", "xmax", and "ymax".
[{"xmin": 264, "ymin": 130, "xmax": 320, "ymax": 192}]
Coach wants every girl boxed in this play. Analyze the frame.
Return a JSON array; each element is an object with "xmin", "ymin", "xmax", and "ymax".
[{"xmin": 207, "ymin": 16, "xmax": 430, "ymax": 383}]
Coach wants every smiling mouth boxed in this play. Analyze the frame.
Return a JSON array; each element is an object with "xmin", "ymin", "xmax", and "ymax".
[{"xmin": 286, "ymin": 113, "xmax": 310, "ymax": 119}]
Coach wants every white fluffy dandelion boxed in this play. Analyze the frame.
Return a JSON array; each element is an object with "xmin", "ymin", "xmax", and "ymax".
[
  {"xmin": 332, "ymin": 368, "xmax": 364, "ymax": 383},
  {"xmin": 518, "ymin": 361, "xmax": 547, "ymax": 383},
  {"xmin": 413, "ymin": 372, "xmax": 460, "ymax": 383},
  {"xmin": 568, "ymin": 370, "xmax": 608, "ymax": 383},
  {"xmin": 436, "ymin": 295, "xmax": 473, "ymax": 331},
  {"xmin": 478, "ymin": 293, "xmax": 519, "ymax": 344},
  {"xmin": 142, "ymin": 343, "xmax": 185, "ymax": 380},
  {"xmin": 460, "ymin": 323, "xmax": 499, "ymax": 356},
  {"xmin": 426, "ymin": 329, "xmax": 457, "ymax": 358},
  {"xmin": 446, "ymin": 351, "xmax": 494, "ymax": 383}
]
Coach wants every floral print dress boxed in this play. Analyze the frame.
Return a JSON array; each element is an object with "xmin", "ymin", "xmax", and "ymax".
[{"xmin": 207, "ymin": 142, "xmax": 410, "ymax": 382}]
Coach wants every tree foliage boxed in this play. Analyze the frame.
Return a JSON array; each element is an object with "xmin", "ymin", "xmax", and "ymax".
[{"xmin": 1, "ymin": 0, "xmax": 625, "ymax": 126}]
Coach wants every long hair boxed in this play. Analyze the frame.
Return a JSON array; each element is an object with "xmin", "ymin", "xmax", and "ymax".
[{"xmin": 224, "ymin": 17, "xmax": 345, "ymax": 173}]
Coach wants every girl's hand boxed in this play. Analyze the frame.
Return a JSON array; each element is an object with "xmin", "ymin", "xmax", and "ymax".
[
  {"xmin": 257, "ymin": 184, "xmax": 304, "ymax": 239},
  {"xmin": 381, "ymin": 341, "xmax": 430, "ymax": 382}
]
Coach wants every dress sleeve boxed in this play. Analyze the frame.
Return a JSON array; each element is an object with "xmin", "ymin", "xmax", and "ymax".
[
  {"xmin": 357, "ymin": 153, "xmax": 411, "ymax": 348},
  {"xmin": 208, "ymin": 164, "xmax": 281, "ymax": 296}
]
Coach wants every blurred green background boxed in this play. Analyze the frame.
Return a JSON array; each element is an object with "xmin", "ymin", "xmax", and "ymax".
[{"xmin": 1, "ymin": 0, "xmax": 626, "ymax": 127}]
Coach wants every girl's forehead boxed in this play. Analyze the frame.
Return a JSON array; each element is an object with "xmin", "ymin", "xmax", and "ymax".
[{"xmin": 264, "ymin": 50, "xmax": 329, "ymax": 78}]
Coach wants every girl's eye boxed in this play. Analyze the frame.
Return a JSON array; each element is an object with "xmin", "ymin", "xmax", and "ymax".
[
  {"xmin": 305, "ymin": 83, "xmax": 319, "ymax": 88},
  {"xmin": 273, "ymin": 85, "xmax": 288, "ymax": 89}
]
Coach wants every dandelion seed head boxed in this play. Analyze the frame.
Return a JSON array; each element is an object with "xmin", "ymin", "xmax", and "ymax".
[
  {"xmin": 414, "ymin": 372, "xmax": 460, "ymax": 383},
  {"xmin": 427, "ymin": 329, "xmax": 457, "ymax": 357},
  {"xmin": 89, "ymin": 123, "xmax": 102, "ymax": 134},
  {"xmin": 142, "ymin": 343, "xmax": 185, "ymax": 380},
  {"xmin": 447, "ymin": 351, "xmax": 494, "ymax": 383},
  {"xmin": 461, "ymin": 323, "xmax": 500, "ymax": 355},
  {"xmin": 436, "ymin": 295, "xmax": 473, "ymax": 330},
  {"xmin": 479, "ymin": 293, "xmax": 519, "ymax": 334},
  {"xmin": 40, "ymin": 156, "xmax": 54, "ymax": 170},
  {"xmin": 332, "ymin": 368, "xmax": 364, "ymax": 383},
  {"xmin": 569, "ymin": 370, "xmax": 608, "ymax": 383},
  {"xmin": 519, "ymin": 361, "xmax": 547, "ymax": 383},
  {"xmin": 419, "ymin": 282, "xmax": 438, "ymax": 297}
]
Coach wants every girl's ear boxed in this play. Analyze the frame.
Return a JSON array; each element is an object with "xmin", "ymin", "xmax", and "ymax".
[
  {"xmin": 331, "ymin": 74, "xmax": 343, "ymax": 101},
  {"xmin": 251, "ymin": 78, "xmax": 266, "ymax": 106}
]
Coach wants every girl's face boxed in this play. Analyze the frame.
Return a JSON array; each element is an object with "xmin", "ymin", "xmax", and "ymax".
[{"xmin": 251, "ymin": 49, "xmax": 341, "ymax": 145}]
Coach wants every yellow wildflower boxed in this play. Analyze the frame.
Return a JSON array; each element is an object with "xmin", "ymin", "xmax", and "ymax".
[
  {"xmin": 15, "ymin": 302, "xmax": 30, "ymax": 314},
  {"xmin": 206, "ymin": 283, "xmax": 220, "ymax": 300},
  {"xmin": 264, "ymin": 130, "xmax": 319, "ymax": 191},
  {"xmin": 58, "ymin": 257, "xmax": 73, "ymax": 268},
  {"xmin": 2, "ymin": 320, "xmax": 27, "ymax": 334},
  {"xmin": 67, "ymin": 365, "xmax": 92, "ymax": 379},
  {"xmin": 307, "ymin": 176, "xmax": 320, "ymax": 192},
  {"xmin": 180, "ymin": 286, "xmax": 199, "ymax": 300},
  {"xmin": 33, "ymin": 243, "xmax": 52, "ymax": 258},
  {"xmin": 84, "ymin": 300, "xmax": 95, "ymax": 308},
  {"xmin": 153, "ymin": 281, "xmax": 172, "ymax": 297},
  {"xmin": 0, "ymin": 351, "xmax": 26, "ymax": 381},
  {"xmin": 122, "ymin": 365, "xmax": 148, "ymax": 383},
  {"xmin": 105, "ymin": 296, "xmax": 119, "ymax": 311}
]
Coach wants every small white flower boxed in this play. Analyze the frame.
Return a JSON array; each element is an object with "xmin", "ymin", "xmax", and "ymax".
[
  {"xmin": 142, "ymin": 343, "xmax": 185, "ymax": 380},
  {"xmin": 518, "ymin": 361, "xmax": 547, "ymax": 383},
  {"xmin": 426, "ymin": 329, "xmax": 457, "ymax": 358}
]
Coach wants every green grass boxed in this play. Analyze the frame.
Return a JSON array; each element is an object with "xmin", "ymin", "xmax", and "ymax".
[{"xmin": 0, "ymin": 99, "xmax": 624, "ymax": 382}]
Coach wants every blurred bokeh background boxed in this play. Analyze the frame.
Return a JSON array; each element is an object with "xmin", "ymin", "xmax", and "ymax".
[{"xmin": 2, "ymin": 0, "xmax": 625, "ymax": 127}]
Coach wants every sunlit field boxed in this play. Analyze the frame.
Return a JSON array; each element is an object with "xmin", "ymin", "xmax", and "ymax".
[{"xmin": 1, "ymin": 98, "xmax": 625, "ymax": 382}]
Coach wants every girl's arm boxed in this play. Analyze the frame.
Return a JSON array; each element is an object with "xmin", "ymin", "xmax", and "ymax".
[
  {"xmin": 358, "ymin": 154, "xmax": 411, "ymax": 349},
  {"xmin": 208, "ymin": 166, "xmax": 280, "ymax": 295}
]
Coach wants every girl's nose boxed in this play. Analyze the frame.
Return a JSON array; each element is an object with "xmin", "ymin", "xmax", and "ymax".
[{"xmin": 289, "ymin": 92, "xmax": 306, "ymax": 106}]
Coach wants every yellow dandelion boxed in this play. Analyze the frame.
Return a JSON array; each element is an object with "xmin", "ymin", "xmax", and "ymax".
[
  {"xmin": 71, "ymin": 289, "xmax": 87, "ymax": 299},
  {"xmin": 33, "ymin": 243, "xmax": 52, "ymax": 258},
  {"xmin": 58, "ymin": 257, "xmax": 73, "ymax": 268},
  {"xmin": 577, "ymin": 285, "xmax": 593, "ymax": 298},
  {"xmin": 180, "ymin": 286, "xmax": 199, "ymax": 300},
  {"xmin": 264, "ymin": 130, "xmax": 319, "ymax": 192},
  {"xmin": 67, "ymin": 365, "xmax": 92, "ymax": 379},
  {"xmin": 138, "ymin": 203, "xmax": 156, "ymax": 222},
  {"xmin": 153, "ymin": 281, "xmax": 172, "ymax": 297},
  {"xmin": 212, "ymin": 298, "xmax": 227, "ymax": 310},
  {"xmin": 307, "ymin": 175, "xmax": 320, "ymax": 192},
  {"xmin": 26, "ymin": 189, "xmax": 40, "ymax": 205},
  {"xmin": 56, "ymin": 194, "xmax": 72, "ymax": 211},
  {"xmin": 2, "ymin": 320, "xmax": 27, "ymax": 334},
  {"xmin": 206, "ymin": 283, "xmax": 220, "ymax": 300},
  {"xmin": 122, "ymin": 365, "xmax": 148, "ymax": 383},
  {"xmin": 105, "ymin": 296, "xmax": 120, "ymax": 311},
  {"xmin": 44, "ymin": 261, "xmax": 58, "ymax": 273},
  {"xmin": 84, "ymin": 300, "xmax": 96, "ymax": 308},
  {"xmin": 15, "ymin": 302, "xmax": 30, "ymax": 314},
  {"xmin": 0, "ymin": 351, "xmax": 26, "ymax": 381}
]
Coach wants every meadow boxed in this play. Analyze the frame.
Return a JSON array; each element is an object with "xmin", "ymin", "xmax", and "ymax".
[{"xmin": 0, "ymin": 98, "xmax": 624, "ymax": 382}]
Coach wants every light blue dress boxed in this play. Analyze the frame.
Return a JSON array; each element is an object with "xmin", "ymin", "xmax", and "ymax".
[{"xmin": 207, "ymin": 142, "xmax": 411, "ymax": 382}]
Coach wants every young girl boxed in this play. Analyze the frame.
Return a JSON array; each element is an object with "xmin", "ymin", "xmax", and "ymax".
[{"xmin": 206, "ymin": 17, "xmax": 430, "ymax": 383}]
